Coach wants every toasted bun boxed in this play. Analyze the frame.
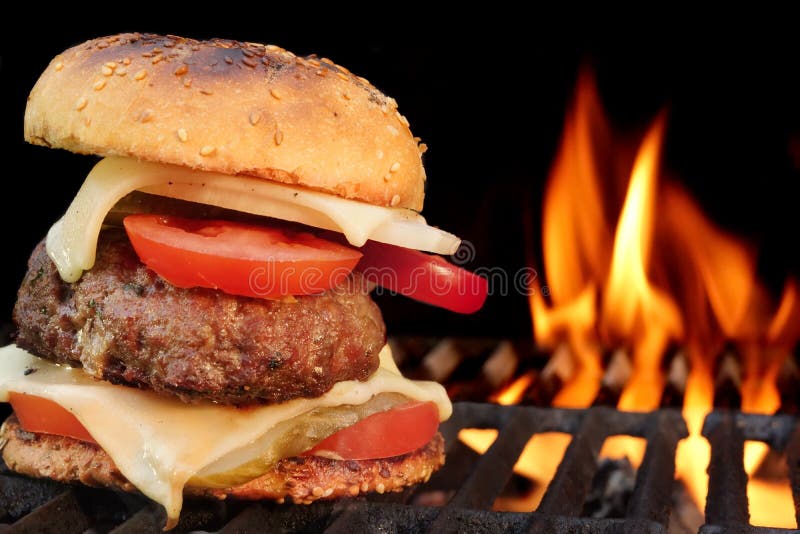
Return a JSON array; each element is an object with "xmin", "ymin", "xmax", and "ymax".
[
  {"xmin": 24, "ymin": 33, "xmax": 426, "ymax": 211},
  {"xmin": 0, "ymin": 416, "xmax": 444, "ymax": 504}
]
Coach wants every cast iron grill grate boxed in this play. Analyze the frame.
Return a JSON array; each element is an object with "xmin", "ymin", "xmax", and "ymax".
[{"xmin": 1, "ymin": 402, "xmax": 799, "ymax": 533}]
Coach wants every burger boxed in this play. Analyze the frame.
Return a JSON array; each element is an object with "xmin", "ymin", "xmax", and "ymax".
[{"xmin": 0, "ymin": 33, "xmax": 487, "ymax": 528}]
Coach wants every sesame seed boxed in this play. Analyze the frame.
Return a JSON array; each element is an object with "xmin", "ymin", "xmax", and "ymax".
[
  {"xmin": 323, "ymin": 488, "xmax": 333, "ymax": 497},
  {"xmin": 242, "ymin": 48, "xmax": 255, "ymax": 57},
  {"xmin": 138, "ymin": 109, "xmax": 154, "ymax": 123},
  {"xmin": 276, "ymin": 497, "xmax": 285, "ymax": 504},
  {"xmin": 183, "ymin": 78, "xmax": 192, "ymax": 87},
  {"xmin": 54, "ymin": 62, "xmax": 64, "ymax": 71},
  {"xmin": 93, "ymin": 79, "xmax": 107, "ymax": 91},
  {"xmin": 312, "ymin": 487, "xmax": 324, "ymax": 497},
  {"xmin": 360, "ymin": 482, "xmax": 369, "ymax": 492},
  {"xmin": 315, "ymin": 69, "xmax": 326, "ymax": 77},
  {"xmin": 224, "ymin": 56, "xmax": 233, "ymax": 64},
  {"xmin": 336, "ymin": 72, "xmax": 348, "ymax": 81},
  {"xmin": 274, "ymin": 130, "xmax": 284, "ymax": 146},
  {"xmin": 391, "ymin": 194, "xmax": 401, "ymax": 207},
  {"xmin": 383, "ymin": 174, "xmax": 391, "ymax": 183},
  {"xmin": 151, "ymin": 55, "xmax": 164, "ymax": 65},
  {"xmin": 308, "ymin": 58, "xmax": 321, "ymax": 68},
  {"xmin": 348, "ymin": 485, "xmax": 359, "ymax": 496},
  {"xmin": 419, "ymin": 143, "xmax": 428, "ymax": 154},
  {"xmin": 376, "ymin": 483, "xmax": 385, "ymax": 494},
  {"xmin": 102, "ymin": 65, "xmax": 113, "ymax": 76},
  {"xmin": 105, "ymin": 61, "xmax": 117, "ymax": 69},
  {"xmin": 84, "ymin": 117, "xmax": 91, "ymax": 127},
  {"xmin": 390, "ymin": 162, "xmax": 400, "ymax": 173},
  {"xmin": 122, "ymin": 58, "xmax": 131, "ymax": 65},
  {"xmin": 177, "ymin": 128, "xmax": 188, "ymax": 142},
  {"xmin": 75, "ymin": 97, "xmax": 88, "ymax": 111},
  {"xmin": 248, "ymin": 111, "xmax": 261, "ymax": 126},
  {"xmin": 269, "ymin": 88, "xmax": 281, "ymax": 100},
  {"xmin": 116, "ymin": 67, "xmax": 127, "ymax": 76},
  {"xmin": 134, "ymin": 70, "xmax": 148, "ymax": 81},
  {"xmin": 200, "ymin": 145, "xmax": 216, "ymax": 157},
  {"xmin": 97, "ymin": 40, "xmax": 109, "ymax": 49},
  {"xmin": 174, "ymin": 64, "xmax": 188, "ymax": 76},
  {"xmin": 342, "ymin": 92, "xmax": 351, "ymax": 100},
  {"xmin": 199, "ymin": 88, "xmax": 213, "ymax": 95},
  {"xmin": 242, "ymin": 57, "xmax": 257, "ymax": 68}
]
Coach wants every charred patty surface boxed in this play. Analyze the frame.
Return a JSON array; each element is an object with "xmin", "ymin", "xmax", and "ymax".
[{"xmin": 13, "ymin": 230, "xmax": 385, "ymax": 405}]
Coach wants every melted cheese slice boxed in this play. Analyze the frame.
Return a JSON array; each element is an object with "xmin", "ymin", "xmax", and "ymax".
[
  {"xmin": 0, "ymin": 344, "xmax": 451, "ymax": 524},
  {"xmin": 47, "ymin": 157, "xmax": 461, "ymax": 282}
]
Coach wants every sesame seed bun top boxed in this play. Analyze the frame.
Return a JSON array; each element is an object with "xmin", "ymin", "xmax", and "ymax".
[{"xmin": 24, "ymin": 33, "xmax": 427, "ymax": 211}]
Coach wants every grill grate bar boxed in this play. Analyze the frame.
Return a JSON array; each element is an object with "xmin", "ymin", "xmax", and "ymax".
[
  {"xmin": 446, "ymin": 408, "xmax": 532, "ymax": 510},
  {"xmin": 225, "ymin": 501, "xmax": 338, "ymax": 534},
  {"xmin": 700, "ymin": 410, "xmax": 800, "ymax": 534},
  {"xmin": 8, "ymin": 490, "xmax": 89, "ymax": 534},
  {"xmin": 625, "ymin": 410, "xmax": 687, "ymax": 526},
  {"xmin": 0, "ymin": 468, "xmax": 65, "ymax": 520},
  {"xmin": 702, "ymin": 411, "xmax": 751, "ymax": 527},
  {"xmin": 787, "ymin": 426, "xmax": 800, "ymax": 528},
  {"xmin": 110, "ymin": 504, "xmax": 164, "ymax": 534},
  {"xmin": 533, "ymin": 408, "xmax": 609, "ymax": 519},
  {"xmin": 426, "ymin": 408, "xmax": 533, "ymax": 534}
]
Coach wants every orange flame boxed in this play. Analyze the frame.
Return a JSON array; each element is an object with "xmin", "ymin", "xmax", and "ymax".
[
  {"xmin": 491, "ymin": 371, "xmax": 535, "ymax": 405},
  {"xmin": 462, "ymin": 69, "xmax": 799, "ymax": 527}
]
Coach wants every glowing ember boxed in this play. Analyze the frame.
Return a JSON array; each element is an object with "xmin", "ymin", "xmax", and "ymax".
[{"xmin": 460, "ymin": 69, "xmax": 800, "ymax": 527}]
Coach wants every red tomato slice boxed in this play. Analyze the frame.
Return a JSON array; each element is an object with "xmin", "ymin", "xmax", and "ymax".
[
  {"xmin": 356, "ymin": 241, "xmax": 488, "ymax": 314},
  {"xmin": 123, "ymin": 215, "xmax": 362, "ymax": 299},
  {"xmin": 304, "ymin": 401, "xmax": 439, "ymax": 460},
  {"xmin": 9, "ymin": 392, "xmax": 97, "ymax": 444}
]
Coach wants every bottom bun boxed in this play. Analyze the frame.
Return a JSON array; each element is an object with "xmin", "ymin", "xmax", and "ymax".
[{"xmin": 0, "ymin": 415, "xmax": 444, "ymax": 504}]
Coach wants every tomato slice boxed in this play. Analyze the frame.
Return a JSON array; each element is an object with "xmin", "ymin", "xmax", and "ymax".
[
  {"xmin": 356, "ymin": 241, "xmax": 488, "ymax": 314},
  {"xmin": 304, "ymin": 401, "xmax": 439, "ymax": 460},
  {"xmin": 123, "ymin": 215, "xmax": 362, "ymax": 299},
  {"xmin": 9, "ymin": 392, "xmax": 97, "ymax": 444}
]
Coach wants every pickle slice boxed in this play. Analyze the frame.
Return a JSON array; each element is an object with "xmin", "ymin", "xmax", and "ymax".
[{"xmin": 188, "ymin": 393, "xmax": 408, "ymax": 488}]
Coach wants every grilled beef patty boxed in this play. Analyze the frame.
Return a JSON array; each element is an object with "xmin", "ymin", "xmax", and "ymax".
[{"xmin": 13, "ymin": 230, "xmax": 385, "ymax": 405}]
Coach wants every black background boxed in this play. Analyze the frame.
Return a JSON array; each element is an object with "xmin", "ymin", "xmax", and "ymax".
[{"xmin": 2, "ymin": 15, "xmax": 800, "ymax": 338}]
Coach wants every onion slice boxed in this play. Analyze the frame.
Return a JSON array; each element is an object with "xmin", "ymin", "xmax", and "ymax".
[{"xmin": 47, "ymin": 157, "xmax": 461, "ymax": 282}]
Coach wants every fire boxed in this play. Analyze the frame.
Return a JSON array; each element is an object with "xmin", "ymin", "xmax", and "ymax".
[
  {"xmin": 462, "ymin": 69, "xmax": 800, "ymax": 527},
  {"xmin": 491, "ymin": 371, "xmax": 535, "ymax": 405}
]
